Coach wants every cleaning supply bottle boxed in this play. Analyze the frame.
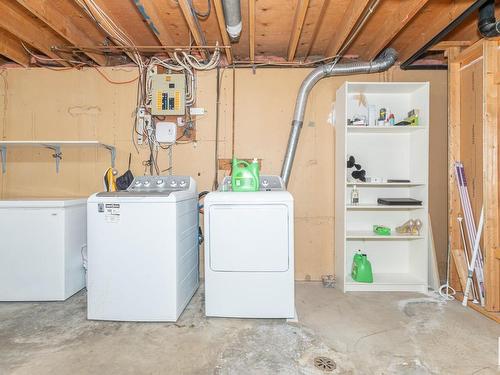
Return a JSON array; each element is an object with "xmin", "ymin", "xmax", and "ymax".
[
  {"xmin": 351, "ymin": 185, "xmax": 359, "ymax": 205},
  {"xmin": 231, "ymin": 158, "xmax": 260, "ymax": 192},
  {"xmin": 351, "ymin": 250, "xmax": 373, "ymax": 283}
]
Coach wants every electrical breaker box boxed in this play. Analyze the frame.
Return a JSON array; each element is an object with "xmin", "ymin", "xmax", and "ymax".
[{"xmin": 151, "ymin": 74, "xmax": 186, "ymax": 116}]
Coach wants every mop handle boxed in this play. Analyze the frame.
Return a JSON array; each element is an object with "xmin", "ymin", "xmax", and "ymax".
[{"xmin": 462, "ymin": 207, "xmax": 484, "ymax": 306}]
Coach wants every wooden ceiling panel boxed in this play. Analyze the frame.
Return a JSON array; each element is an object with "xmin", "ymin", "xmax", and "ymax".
[
  {"xmin": 295, "ymin": 0, "xmax": 328, "ymax": 59},
  {"xmin": 254, "ymin": 0, "xmax": 298, "ymax": 57},
  {"xmin": 389, "ymin": 0, "xmax": 475, "ymax": 62},
  {"xmin": 91, "ymin": 0, "xmax": 160, "ymax": 46},
  {"xmin": 302, "ymin": 0, "xmax": 351, "ymax": 57},
  {"xmin": 193, "ymin": 0, "xmax": 225, "ymax": 46},
  {"xmin": 230, "ymin": 0, "xmax": 250, "ymax": 60},
  {"xmin": 0, "ymin": 29, "xmax": 30, "ymax": 66}
]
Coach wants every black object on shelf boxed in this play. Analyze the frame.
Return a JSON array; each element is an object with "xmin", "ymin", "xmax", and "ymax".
[{"xmin": 377, "ymin": 198, "xmax": 422, "ymax": 206}]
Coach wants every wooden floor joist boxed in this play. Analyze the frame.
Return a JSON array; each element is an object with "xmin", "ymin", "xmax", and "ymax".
[
  {"xmin": 248, "ymin": 0, "xmax": 255, "ymax": 62},
  {"xmin": 213, "ymin": 0, "xmax": 233, "ymax": 64},
  {"xmin": 178, "ymin": 0, "xmax": 209, "ymax": 60},
  {"xmin": 287, "ymin": 0, "xmax": 310, "ymax": 61},
  {"xmin": 0, "ymin": 29, "xmax": 30, "ymax": 67}
]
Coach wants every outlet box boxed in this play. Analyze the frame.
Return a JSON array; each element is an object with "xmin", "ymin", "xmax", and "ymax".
[{"xmin": 156, "ymin": 122, "xmax": 177, "ymax": 143}]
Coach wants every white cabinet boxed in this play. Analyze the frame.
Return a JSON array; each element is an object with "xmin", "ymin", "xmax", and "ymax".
[{"xmin": 335, "ymin": 82, "xmax": 429, "ymax": 293}]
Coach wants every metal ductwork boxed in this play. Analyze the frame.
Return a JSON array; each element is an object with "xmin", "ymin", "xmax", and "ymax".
[
  {"xmin": 221, "ymin": 0, "xmax": 242, "ymax": 41},
  {"xmin": 280, "ymin": 48, "xmax": 398, "ymax": 186},
  {"xmin": 478, "ymin": 0, "xmax": 500, "ymax": 37}
]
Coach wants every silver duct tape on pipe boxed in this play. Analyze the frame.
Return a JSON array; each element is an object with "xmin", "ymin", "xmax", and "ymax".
[
  {"xmin": 280, "ymin": 48, "xmax": 398, "ymax": 186},
  {"xmin": 222, "ymin": 0, "xmax": 242, "ymax": 41}
]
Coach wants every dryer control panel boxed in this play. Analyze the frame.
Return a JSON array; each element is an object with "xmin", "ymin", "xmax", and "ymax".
[
  {"xmin": 127, "ymin": 175, "xmax": 191, "ymax": 192},
  {"xmin": 220, "ymin": 175, "xmax": 285, "ymax": 191}
]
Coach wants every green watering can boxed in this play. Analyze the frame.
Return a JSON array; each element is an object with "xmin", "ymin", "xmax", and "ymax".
[{"xmin": 351, "ymin": 251, "xmax": 373, "ymax": 283}]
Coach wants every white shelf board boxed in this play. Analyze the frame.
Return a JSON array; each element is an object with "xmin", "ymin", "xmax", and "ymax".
[
  {"xmin": 346, "ymin": 182, "xmax": 424, "ymax": 187},
  {"xmin": 0, "ymin": 140, "xmax": 116, "ymax": 173},
  {"xmin": 346, "ymin": 231, "xmax": 423, "ymax": 240},
  {"xmin": 346, "ymin": 125, "xmax": 426, "ymax": 133},
  {"xmin": 346, "ymin": 204, "xmax": 424, "ymax": 210},
  {"xmin": 345, "ymin": 273, "xmax": 427, "ymax": 292}
]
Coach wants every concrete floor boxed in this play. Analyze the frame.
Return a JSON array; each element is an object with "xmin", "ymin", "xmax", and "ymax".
[{"xmin": 0, "ymin": 283, "xmax": 499, "ymax": 375}]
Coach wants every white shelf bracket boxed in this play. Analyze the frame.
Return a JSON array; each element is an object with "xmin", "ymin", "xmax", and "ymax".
[{"xmin": 1, "ymin": 145, "xmax": 6, "ymax": 174}]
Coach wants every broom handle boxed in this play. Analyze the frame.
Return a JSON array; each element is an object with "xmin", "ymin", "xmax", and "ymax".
[{"xmin": 462, "ymin": 207, "xmax": 484, "ymax": 306}]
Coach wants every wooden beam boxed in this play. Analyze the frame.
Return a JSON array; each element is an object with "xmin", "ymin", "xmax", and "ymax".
[
  {"xmin": 0, "ymin": 0, "xmax": 69, "ymax": 66},
  {"xmin": 178, "ymin": 0, "xmax": 208, "ymax": 59},
  {"xmin": 132, "ymin": 0, "xmax": 175, "ymax": 58},
  {"xmin": 14, "ymin": 0, "xmax": 106, "ymax": 66},
  {"xmin": 364, "ymin": 0, "xmax": 430, "ymax": 60},
  {"xmin": 287, "ymin": 0, "xmax": 310, "ymax": 61},
  {"xmin": 0, "ymin": 29, "xmax": 30, "ymax": 67},
  {"xmin": 249, "ymin": 0, "xmax": 255, "ymax": 62},
  {"xmin": 429, "ymin": 41, "xmax": 472, "ymax": 52},
  {"xmin": 213, "ymin": 0, "xmax": 233, "ymax": 64},
  {"xmin": 482, "ymin": 40, "xmax": 500, "ymax": 311},
  {"xmin": 324, "ymin": 0, "xmax": 370, "ymax": 58},
  {"xmin": 395, "ymin": 2, "xmax": 474, "ymax": 62}
]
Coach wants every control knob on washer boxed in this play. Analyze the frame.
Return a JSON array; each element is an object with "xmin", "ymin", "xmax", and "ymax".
[
  {"xmin": 179, "ymin": 180, "xmax": 186, "ymax": 188},
  {"xmin": 156, "ymin": 179, "xmax": 164, "ymax": 186},
  {"xmin": 143, "ymin": 180, "xmax": 150, "ymax": 186},
  {"xmin": 170, "ymin": 180, "xmax": 177, "ymax": 188},
  {"xmin": 262, "ymin": 179, "xmax": 269, "ymax": 188}
]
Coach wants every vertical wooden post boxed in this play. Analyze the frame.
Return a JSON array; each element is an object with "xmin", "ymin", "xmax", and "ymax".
[
  {"xmin": 482, "ymin": 40, "xmax": 500, "ymax": 311},
  {"xmin": 447, "ymin": 47, "xmax": 462, "ymax": 291}
]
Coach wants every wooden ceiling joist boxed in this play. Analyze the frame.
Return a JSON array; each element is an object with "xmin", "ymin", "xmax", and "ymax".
[
  {"xmin": 213, "ymin": 0, "xmax": 233, "ymax": 64},
  {"xmin": 178, "ymin": 0, "xmax": 209, "ymax": 59},
  {"xmin": 324, "ymin": 0, "xmax": 371, "ymax": 58},
  {"xmin": 0, "ymin": 0, "xmax": 70, "ymax": 66},
  {"xmin": 394, "ymin": 2, "xmax": 477, "ymax": 63},
  {"xmin": 363, "ymin": 0, "xmax": 430, "ymax": 60},
  {"xmin": 13, "ymin": 0, "xmax": 106, "ymax": 66},
  {"xmin": 0, "ymin": 29, "xmax": 30, "ymax": 67},
  {"xmin": 132, "ymin": 0, "xmax": 176, "ymax": 58},
  {"xmin": 287, "ymin": 0, "xmax": 310, "ymax": 61},
  {"xmin": 249, "ymin": 0, "xmax": 255, "ymax": 62}
]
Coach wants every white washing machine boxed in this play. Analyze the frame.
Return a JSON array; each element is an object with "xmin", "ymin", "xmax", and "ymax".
[
  {"xmin": 204, "ymin": 175, "xmax": 294, "ymax": 318},
  {"xmin": 87, "ymin": 175, "xmax": 199, "ymax": 322}
]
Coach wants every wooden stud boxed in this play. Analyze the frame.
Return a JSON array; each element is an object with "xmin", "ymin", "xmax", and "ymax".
[
  {"xmin": 14, "ymin": 0, "xmax": 107, "ymax": 66},
  {"xmin": 324, "ymin": 0, "xmax": 370, "ymax": 58},
  {"xmin": 0, "ymin": 29, "xmax": 30, "ymax": 67},
  {"xmin": 132, "ymin": 0, "xmax": 176, "ymax": 58},
  {"xmin": 447, "ymin": 46, "xmax": 462, "ymax": 293},
  {"xmin": 249, "ymin": 0, "xmax": 255, "ymax": 62},
  {"xmin": 178, "ymin": 0, "xmax": 208, "ymax": 59},
  {"xmin": 0, "ymin": 0, "xmax": 70, "ymax": 66},
  {"xmin": 482, "ymin": 40, "xmax": 500, "ymax": 311},
  {"xmin": 364, "ymin": 0, "xmax": 430, "ymax": 60},
  {"xmin": 213, "ymin": 0, "xmax": 233, "ymax": 64},
  {"xmin": 287, "ymin": 0, "xmax": 310, "ymax": 61}
]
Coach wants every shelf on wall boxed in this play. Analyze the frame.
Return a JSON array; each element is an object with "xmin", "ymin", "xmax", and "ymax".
[
  {"xmin": 346, "ymin": 182, "xmax": 425, "ymax": 187},
  {"xmin": 346, "ymin": 204, "xmax": 424, "ymax": 210},
  {"xmin": 0, "ymin": 141, "xmax": 116, "ymax": 174},
  {"xmin": 346, "ymin": 231, "xmax": 424, "ymax": 240},
  {"xmin": 346, "ymin": 125, "xmax": 427, "ymax": 133}
]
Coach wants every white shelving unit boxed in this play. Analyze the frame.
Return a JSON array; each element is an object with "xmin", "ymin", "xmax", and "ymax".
[
  {"xmin": 0, "ymin": 141, "xmax": 116, "ymax": 174},
  {"xmin": 335, "ymin": 82, "xmax": 429, "ymax": 293}
]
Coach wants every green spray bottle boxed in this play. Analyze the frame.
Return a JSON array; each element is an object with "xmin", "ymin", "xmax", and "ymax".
[
  {"xmin": 231, "ymin": 158, "xmax": 260, "ymax": 192},
  {"xmin": 351, "ymin": 250, "xmax": 373, "ymax": 283}
]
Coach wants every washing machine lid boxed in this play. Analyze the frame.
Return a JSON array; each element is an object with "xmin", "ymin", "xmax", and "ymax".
[{"xmin": 208, "ymin": 203, "xmax": 290, "ymax": 272}]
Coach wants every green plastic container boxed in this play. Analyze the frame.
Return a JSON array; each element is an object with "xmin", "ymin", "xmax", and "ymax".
[
  {"xmin": 231, "ymin": 158, "xmax": 260, "ymax": 192},
  {"xmin": 351, "ymin": 251, "xmax": 373, "ymax": 283}
]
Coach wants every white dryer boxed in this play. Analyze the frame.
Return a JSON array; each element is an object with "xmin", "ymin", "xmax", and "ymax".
[
  {"xmin": 87, "ymin": 175, "xmax": 199, "ymax": 322},
  {"xmin": 204, "ymin": 176, "xmax": 294, "ymax": 318}
]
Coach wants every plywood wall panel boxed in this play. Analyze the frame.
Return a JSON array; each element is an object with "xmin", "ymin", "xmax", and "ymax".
[{"xmin": 0, "ymin": 66, "xmax": 447, "ymax": 281}]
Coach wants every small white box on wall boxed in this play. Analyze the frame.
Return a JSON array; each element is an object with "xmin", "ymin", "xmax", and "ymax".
[{"xmin": 156, "ymin": 121, "xmax": 177, "ymax": 143}]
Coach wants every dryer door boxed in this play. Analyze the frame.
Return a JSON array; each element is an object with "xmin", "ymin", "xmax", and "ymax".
[{"xmin": 208, "ymin": 204, "xmax": 290, "ymax": 272}]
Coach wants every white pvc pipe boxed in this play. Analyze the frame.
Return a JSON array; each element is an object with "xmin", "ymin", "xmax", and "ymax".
[{"xmin": 463, "ymin": 207, "xmax": 484, "ymax": 306}]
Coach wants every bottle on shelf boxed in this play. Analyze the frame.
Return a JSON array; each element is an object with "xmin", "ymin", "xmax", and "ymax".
[{"xmin": 351, "ymin": 184, "xmax": 359, "ymax": 205}]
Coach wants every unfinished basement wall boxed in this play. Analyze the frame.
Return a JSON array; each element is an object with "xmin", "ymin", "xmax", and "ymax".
[{"xmin": 0, "ymin": 66, "xmax": 447, "ymax": 281}]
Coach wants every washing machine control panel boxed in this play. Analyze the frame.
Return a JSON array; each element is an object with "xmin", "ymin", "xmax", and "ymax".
[
  {"xmin": 127, "ymin": 176, "xmax": 191, "ymax": 192},
  {"xmin": 220, "ymin": 175, "xmax": 285, "ymax": 191}
]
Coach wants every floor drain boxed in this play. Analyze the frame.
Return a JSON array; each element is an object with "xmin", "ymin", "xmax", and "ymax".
[{"xmin": 313, "ymin": 356, "xmax": 336, "ymax": 372}]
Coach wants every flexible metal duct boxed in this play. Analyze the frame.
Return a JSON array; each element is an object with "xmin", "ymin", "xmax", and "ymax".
[
  {"xmin": 478, "ymin": 0, "xmax": 500, "ymax": 37},
  {"xmin": 280, "ymin": 48, "xmax": 398, "ymax": 186},
  {"xmin": 222, "ymin": 0, "xmax": 242, "ymax": 41}
]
